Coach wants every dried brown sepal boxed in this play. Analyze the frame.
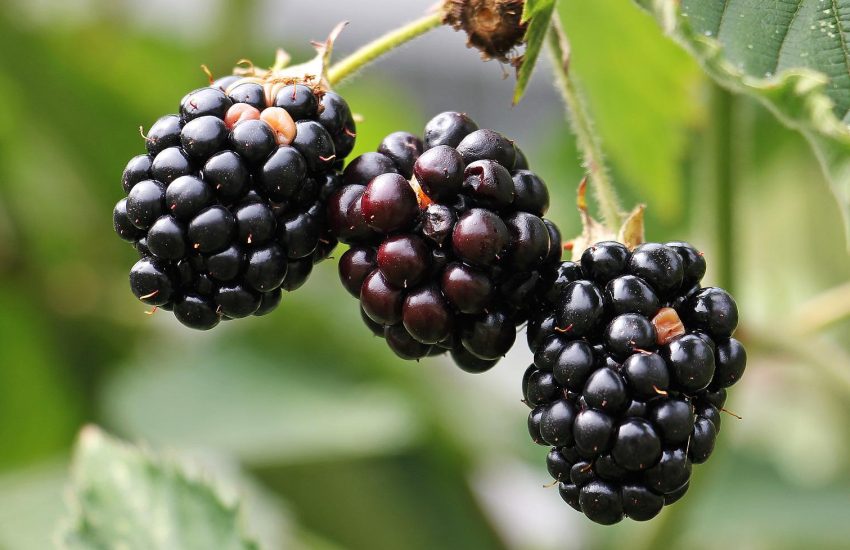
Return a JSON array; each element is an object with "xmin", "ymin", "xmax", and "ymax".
[
  {"xmin": 443, "ymin": 0, "xmax": 527, "ymax": 62},
  {"xmin": 567, "ymin": 177, "xmax": 646, "ymax": 261}
]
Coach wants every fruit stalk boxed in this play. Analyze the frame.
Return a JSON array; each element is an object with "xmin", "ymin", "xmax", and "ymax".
[
  {"xmin": 546, "ymin": 13, "xmax": 623, "ymax": 230},
  {"xmin": 328, "ymin": 11, "xmax": 445, "ymax": 86}
]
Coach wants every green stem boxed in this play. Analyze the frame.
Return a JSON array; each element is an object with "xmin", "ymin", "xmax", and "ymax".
[
  {"xmin": 746, "ymin": 326, "xmax": 850, "ymax": 393},
  {"xmin": 546, "ymin": 13, "xmax": 623, "ymax": 229},
  {"xmin": 796, "ymin": 280, "xmax": 850, "ymax": 334},
  {"xmin": 328, "ymin": 11, "xmax": 444, "ymax": 86},
  {"xmin": 711, "ymin": 85, "xmax": 735, "ymax": 291}
]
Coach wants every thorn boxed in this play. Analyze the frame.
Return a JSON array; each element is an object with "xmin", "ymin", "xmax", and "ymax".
[
  {"xmin": 139, "ymin": 289, "xmax": 160, "ymax": 300},
  {"xmin": 554, "ymin": 324, "xmax": 574, "ymax": 333}
]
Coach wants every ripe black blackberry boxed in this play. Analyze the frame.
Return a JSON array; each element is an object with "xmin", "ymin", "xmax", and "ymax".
[
  {"xmin": 524, "ymin": 241, "xmax": 746, "ymax": 524},
  {"xmin": 330, "ymin": 112, "xmax": 562, "ymax": 370},
  {"xmin": 113, "ymin": 41, "xmax": 355, "ymax": 329}
]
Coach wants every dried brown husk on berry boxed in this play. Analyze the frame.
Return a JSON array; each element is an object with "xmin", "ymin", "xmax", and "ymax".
[
  {"xmin": 443, "ymin": 0, "xmax": 527, "ymax": 62},
  {"xmin": 222, "ymin": 22, "xmax": 347, "ymax": 107},
  {"xmin": 567, "ymin": 177, "xmax": 646, "ymax": 262}
]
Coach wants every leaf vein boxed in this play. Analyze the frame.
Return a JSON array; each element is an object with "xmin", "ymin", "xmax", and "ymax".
[
  {"xmin": 830, "ymin": 0, "xmax": 850, "ymax": 120},
  {"xmin": 717, "ymin": 0, "xmax": 731, "ymax": 36},
  {"xmin": 773, "ymin": 0, "xmax": 804, "ymax": 75}
]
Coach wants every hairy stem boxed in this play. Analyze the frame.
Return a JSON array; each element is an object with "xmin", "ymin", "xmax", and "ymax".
[
  {"xmin": 328, "ymin": 11, "xmax": 444, "ymax": 86},
  {"xmin": 546, "ymin": 13, "xmax": 623, "ymax": 229}
]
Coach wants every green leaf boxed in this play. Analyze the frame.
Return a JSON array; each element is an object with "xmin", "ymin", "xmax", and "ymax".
[
  {"xmin": 59, "ymin": 427, "xmax": 260, "ymax": 550},
  {"xmin": 102, "ymin": 344, "xmax": 423, "ymax": 466},
  {"xmin": 513, "ymin": 0, "xmax": 557, "ymax": 104},
  {"xmin": 0, "ymin": 461, "xmax": 67, "ymax": 550},
  {"xmin": 557, "ymin": 0, "xmax": 701, "ymax": 223},
  {"xmin": 635, "ymin": 0, "xmax": 850, "ymax": 241}
]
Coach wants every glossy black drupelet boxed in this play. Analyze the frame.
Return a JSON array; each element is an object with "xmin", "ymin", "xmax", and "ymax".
[
  {"xmin": 330, "ymin": 112, "xmax": 561, "ymax": 370},
  {"xmin": 524, "ymin": 241, "xmax": 745, "ymax": 524},
  {"xmin": 114, "ymin": 81, "xmax": 356, "ymax": 329}
]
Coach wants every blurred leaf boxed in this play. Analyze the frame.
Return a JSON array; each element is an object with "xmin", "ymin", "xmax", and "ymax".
[
  {"xmin": 0, "ymin": 288, "xmax": 81, "ymax": 471},
  {"xmin": 636, "ymin": 0, "xmax": 850, "ymax": 242},
  {"xmin": 102, "ymin": 343, "xmax": 424, "ymax": 465},
  {"xmin": 258, "ymin": 451, "xmax": 508, "ymax": 550},
  {"xmin": 59, "ymin": 427, "xmax": 260, "ymax": 550},
  {"xmin": 0, "ymin": 461, "xmax": 67, "ymax": 550},
  {"xmin": 683, "ymin": 451, "xmax": 850, "ymax": 548},
  {"xmin": 513, "ymin": 0, "xmax": 557, "ymax": 104},
  {"xmin": 336, "ymin": 77, "xmax": 427, "ymax": 159},
  {"xmin": 560, "ymin": 0, "xmax": 702, "ymax": 222}
]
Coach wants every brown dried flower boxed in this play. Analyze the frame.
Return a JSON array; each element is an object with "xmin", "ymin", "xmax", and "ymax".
[{"xmin": 443, "ymin": 0, "xmax": 527, "ymax": 62}]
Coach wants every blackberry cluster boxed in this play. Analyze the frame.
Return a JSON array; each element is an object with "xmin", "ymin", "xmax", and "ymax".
[
  {"xmin": 112, "ymin": 76, "xmax": 356, "ymax": 329},
  {"xmin": 524, "ymin": 241, "xmax": 746, "ymax": 524},
  {"xmin": 329, "ymin": 112, "xmax": 562, "ymax": 371}
]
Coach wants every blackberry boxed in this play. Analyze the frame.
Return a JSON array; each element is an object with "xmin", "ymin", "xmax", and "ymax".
[
  {"xmin": 114, "ymin": 43, "xmax": 356, "ymax": 329},
  {"xmin": 329, "ymin": 112, "xmax": 562, "ymax": 370},
  {"xmin": 525, "ymin": 241, "xmax": 746, "ymax": 523}
]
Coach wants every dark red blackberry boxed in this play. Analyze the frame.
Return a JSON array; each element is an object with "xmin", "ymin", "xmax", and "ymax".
[
  {"xmin": 113, "ymin": 44, "xmax": 357, "ymax": 329},
  {"xmin": 526, "ymin": 241, "xmax": 745, "ymax": 523},
  {"xmin": 329, "ymin": 112, "xmax": 562, "ymax": 370}
]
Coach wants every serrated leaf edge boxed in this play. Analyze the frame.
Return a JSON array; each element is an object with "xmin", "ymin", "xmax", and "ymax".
[
  {"xmin": 635, "ymin": 0, "xmax": 850, "ymax": 242},
  {"xmin": 56, "ymin": 425, "xmax": 260, "ymax": 550}
]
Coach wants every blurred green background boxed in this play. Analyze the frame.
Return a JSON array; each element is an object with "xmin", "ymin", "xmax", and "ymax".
[{"xmin": 1, "ymin": 0, "xmax": 850, "ymax": 548}]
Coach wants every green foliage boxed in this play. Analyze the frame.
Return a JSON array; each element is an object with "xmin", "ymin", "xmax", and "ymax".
[
  {"xmin": 513, "ymin": 0, "xmax": 557, "ymax": 104},
  {"xmin": 101, "ymin": 344, "xmax": 424, "ymax": 465},
  {"xmin": 636, "ymin": 0, "xmax": 850, "ymax": 240},
  {"xmin": 0, "ymin": 2, "xmax": 850, "ymax": 549},
  {"xmin": 59, "ymin": 427, "xmax": 260, "ymax": 550},
  {"xmin": 561, "ymin": 0, "xmax": 702, "ymax": 221}
]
